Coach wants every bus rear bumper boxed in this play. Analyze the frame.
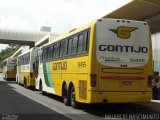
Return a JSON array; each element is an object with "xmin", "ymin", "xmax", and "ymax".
[{"xmin": 89, "ymin": 91, "xmax": 152, "ymax": 103}]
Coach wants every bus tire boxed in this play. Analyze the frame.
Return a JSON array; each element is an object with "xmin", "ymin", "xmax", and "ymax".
[
  {"xmin": 39, "ymin": 80, "xmax": 42, "ymax": 91},
  {"xmin": 62, "ymin": 84, "xmax": 70, "ymax": 106},
  {"xmin": 70, "ymin": 86, "xmax": 79, "ymax": 109}
]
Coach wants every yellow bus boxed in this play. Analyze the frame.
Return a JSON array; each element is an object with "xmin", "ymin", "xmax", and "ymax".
[
  {"xmin": 16, "ymin": 47, "xmax": 38, "ymax": 88},
  {"xmin": 35, "ymin": 18, "xmax": 153, "ymax": 108},
  {"xmin": 3, "ymin": 57, "xmax": 17, "ymax": 80}
]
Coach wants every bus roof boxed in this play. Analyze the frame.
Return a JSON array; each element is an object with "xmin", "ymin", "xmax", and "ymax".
[
  {"xmin": 3, "ymin": 57, "xmax": 17, "ymax": 62},
  {"xmin": 42, "ymin": 21, "xmax": 95, "ymax": 47},
  {"xmin": 17, "ymin": 47, "xmax": 38, "ymax": 57},
  {"xmin": 42, "ymin": 18, "xmax": 148, "ymax": 48}
]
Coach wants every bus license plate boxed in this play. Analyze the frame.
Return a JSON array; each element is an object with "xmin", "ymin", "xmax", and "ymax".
[{"xmin": 121, "ymin": 81, "xmax": 132, "ymax": 86}]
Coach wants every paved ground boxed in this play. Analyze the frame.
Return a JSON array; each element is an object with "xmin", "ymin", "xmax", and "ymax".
[
  {"xmin": 1, "ymin": 73, "xmax": 160, "ymax": 120},
  {"xmin": 0, "ymin": 76, "xmax": 70, "ymax": 120}
]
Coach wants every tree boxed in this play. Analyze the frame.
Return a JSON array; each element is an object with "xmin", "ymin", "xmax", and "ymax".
[{"xmin": 0, "ymin": 44, "xmax": 21, "ymax": 68}]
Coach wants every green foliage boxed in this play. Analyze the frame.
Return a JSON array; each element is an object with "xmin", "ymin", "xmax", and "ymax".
[{"xmin": 0, "ymin": 44, "xmax": 21, "ymax": 68}]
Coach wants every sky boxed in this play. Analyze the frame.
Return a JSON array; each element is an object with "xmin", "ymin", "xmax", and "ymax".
[{"xmin": 0, "ymin": 0, "xmax": 132, "ymax": 51}]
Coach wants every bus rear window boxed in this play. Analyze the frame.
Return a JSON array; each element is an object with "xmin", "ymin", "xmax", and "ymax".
[{"xmin": 83, "ymin": 31, "xmax": 90, "ymax": 53}]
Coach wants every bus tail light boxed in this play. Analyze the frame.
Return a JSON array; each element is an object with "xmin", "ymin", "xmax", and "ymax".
[
  {"xmin": 90, "ymin": 74, "xmax": 97, "ymax": 87},
  {"xmin": 148, "ymin": 75, "xmax": 152, "ymax": 87}
]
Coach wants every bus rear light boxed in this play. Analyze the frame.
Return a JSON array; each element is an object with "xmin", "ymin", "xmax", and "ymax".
[{"xmin": 90, "ymin": 74, "xmax": 97, "ymax": 87}]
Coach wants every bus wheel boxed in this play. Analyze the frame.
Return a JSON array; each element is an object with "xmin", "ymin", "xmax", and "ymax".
[
  {"xmin": 70, "ymin": 86, "xmax": 79, "ymax": 109},
  {"xmin": 39, "ymin": 80, "xmax": 42, "ymax": 91},
  {"xmin": 62, "ymin": 84, "xmax": 70, "ymax": 106}
]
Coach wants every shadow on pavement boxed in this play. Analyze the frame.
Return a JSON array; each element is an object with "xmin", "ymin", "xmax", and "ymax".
[
  {"xmin": 0, "ymin": 81, "xmax": 70, "ymax": 120},
  {"xmin": 77, "ymin": 103, "xmax": 160, "ymax": 117},
  {"xmin": 41, "ymin": 91, "xmax": 160, "ymax": 118},
  {"xmin": 39, "ymin": 90, "xmax": 160, "ymax": 118}
]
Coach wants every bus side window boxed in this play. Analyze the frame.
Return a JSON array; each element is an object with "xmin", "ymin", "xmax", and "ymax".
[
  {"xmin": 44, "ymin": 48, "xmax": 46, "ymax": 60},
  {"xmin": 52, "ymin": 45, "xmax": 54, "ymax": 59},
  {"xmin": 46, "ymin": 47, "xmax": 49, "ymax": 60},
  {"xmin": 22, "ymin": 56, "xmax": 24, "ymax": 65},
  {"xmin": 53, "ymin": 44, "xmax": 56, "ymax": 58},
  {"xmin": 67, "ymin": 38, "xmax": 72, "ymax": 55},
  {"xmin": 78, "ymin": 33, "xmax": 84, "ymax": 54},
  {"xmin": 19, "ymin": 58, "xmax": 21, "ymax": 65},
  {"xmin": 28, "ymin": 53, "xmax": 30, "ymax": 64},
  {"xmin": 21, "ymin": 56, "xmax": 23, "ymax": 65},
  {"xmin": 47, "ymin": 47, "xmax": 50, "ymax": 59},
  {"xmin": 23, "ymin": 54, "xmax": 26, "ymax": 64},
  {"xmin": 54, "ymin": 43, "xmax": 60, "ymax": 58},
  {"xmin": 41, "ymin": 50, "xmax": 43, "ymax": 61},
  {"xmin": 23, "ymin": 55, "xmax": 25, "ymax": 64},
  {"xmin": 25, "ymin": 54, "xmax": 27, "ymax": 64},
  {"xmin": 72, "ymin": 36, "xmax": 78, "ymax": 54},
  {"xmin": 24, "ymin": 54, "xmax": 25, "ymax": 64},
  {"xmin": 60, "ymin": 41, "xmax": 66, "ymax": 57},
  {"xmin": 26, "ymin": 53, "xmax": 28, "ymax": 64},
  {"xmin": 24, "ymin": 54, "xmax": 27, "ymax": 64},
  {"xmin": 19, "ymin": 57, "xmax": 21, "ymax": 65},
  {"xmin": 27, "ymin": 53, "xmax": 29, "ymax": 64},
  {"xmin": 41, "ymin": 49, "xmax": 44, "ymax": 61},
  {"xmin": 49, "ymin": 46, "xmax": 53, "ymax": 59},
  {"xmin": 40, "ymin": 49, "xmax": 44, "ymax": 62},
  {"xmin": 83, "ymin": 31, "xmax": 90, "ymax": 53},
  {"xmin": 63, "ymin": 39, "xmax": 68, "ymax": 56},
  {"xmin": 59, "ymin": 41, "xmax": 63, "ymax": 57}
]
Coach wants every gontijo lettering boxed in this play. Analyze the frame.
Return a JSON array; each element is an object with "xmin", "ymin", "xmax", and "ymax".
[
  {"xmin": 99, "ymin": 45, "xmax": 148, "ymax": 53},
  {"xmin": 52, "ymin": 61, "xmax": 67, "ymax": 70}
]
